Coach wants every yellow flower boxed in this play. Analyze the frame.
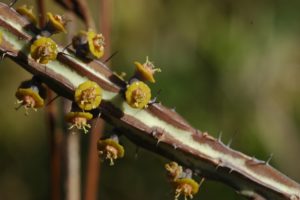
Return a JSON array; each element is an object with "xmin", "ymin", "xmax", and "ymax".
[
  {"xmin": 87, "ymin": 30, "xmax": 105, "ymax": 59},
  {"xmin": 134, "ymin": 56, "xmax": 161, "ymax": 83},
  {"xmin": 165, "ymin": 162, "xmax": 202, "ymax": 200},
  {"xmin": 125, "ymin": 81, "xmax": 151, "ymax": 109},
  {"xmin": 72, "ymin": 30, "xmax": 105, "ymax": 59},
  {"xmin": 65, "ymin": 111, "xmax": 93, "ymax": 133},
  {"xmin": 30, "ymin": 37, "xmax": 58, "ymax": 64},
  {"xmin": 97, "ymin": 138, "xmax": 125, "ymax": 166},
  {"xmin": 165, "ymin": 161, "xmax": 183, "ymax": 181},
  {"xmin": 16, "ymin": 5, "xmax": 37, "ymax": 25},
  {"xmin": 15, "ymin": 79, "xmax": 46, "ymax": 114},
  {"xmin": 74, "ymin": 80, "xmax": 102, "ymax": 110},
  {"xmin": 173, "ymin": 178, "xmax": 200, "ymax": 200},
  {"xmin": 46, "ymin": 12, "xmax": 67, "ymax": 34}
]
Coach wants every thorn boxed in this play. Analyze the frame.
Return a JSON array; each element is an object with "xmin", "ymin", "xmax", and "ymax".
[
  {"xmin": 227, "ymin": 138, "xmax": 232, "ymax": 147},
  {"xmin": 157, "ymin": 136, "xmax": 164, "ymax": 145},
  {"xmin": 62, "ymin": 43, "xmax": 72, "ymax": 53},
  {"xmin": 151, "ymin": 128, "xmax": 157, "ymax": 137},
  {"xmin": 199, "ymin": 177, "xmax": 205, "ymax": 187},
  {"xmin": 1, "ymin": 52, "xmax": 6, "ymax": 61},
  {"xmin": 9, "ymin": 0, "xmax": 18, "ymax": 7},
  {"xmin": 227, "ymin": 130, "xmax": 238, "ymax": 147},
  {"xmin": 46, "ymin": 95, "xmax": 60, "ymax": 106},
  {"xmin": 0, "ymin": 51, "xmax": 13, "ymax": 60},
  {"xmin": 172, "ymin": 143, "xmax": 178, "ymax": 149},
  {"xmin": 155, "ymin": 130, "xmax": 165, "ymax": 145},
  {"xmin": 151, "ymin": 128, "xmax": 165, "ymax": 145},
  {"xmin": 265, "ymin": 154, "xmax": 273, "ymax": 165},
  {"xmin": 229, "ymin": 168, "xmax": 234, "ymax": 173},
  {"xmin": 59, "ymin": 51, "xmax": 76, "ymax": 59},
  {"xmin": 104, "ymin": 51, "xmax": 118, "ymax": 63},
  {"xmin": 92, "ymin": 111, "xmax": 102, "ymax": 131},
  {"xmin": 202, "ymin": 132, "xmax": 215, "ymax": 141},
  {"xmin": 171, "ymin": 107, "xmax": 176, "ymax": 112},
  {"xmin": 202, "ymin": 132, "xmax": 208, "ymax": 137},
  {"xmin": 215, "ymin": 158, "xmax": 222, "ymax": 170},
  {"xmin": 247, "ymin": 156, "xmax": 266, "ymax": 165},
  {"xmin": 218, "ymin": 131, "xmax": 222, "ymax": 142}
]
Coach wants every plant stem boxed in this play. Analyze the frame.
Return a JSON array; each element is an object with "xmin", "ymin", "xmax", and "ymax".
[
  {"xmin": 100, "ymin": 0, "xmax": 113, "ymax": 62},
  {"xmin": 36, "ymin": 0, "xmax": 63, "ymax": 200},
  {"xmin": 84, "ymin": 119, "xmax": 104, "ymax": 200},
  {"xmin": 66, "ymin": 130, "xmax": 81, "ymax": 200},
  {"xmin": 53, "ymin": 0, "xmax": 95, "ymax": 29},
  {"xmin": 64, "ymin": 12, "xmax": 81, "ymax": 200},
  {"xmin": 36, "ymin": 0, "xmax": 46, "ymax": 27},
  {"xmin": 1, "ymin": 4, "xmax": 300, "ymax": 199}
]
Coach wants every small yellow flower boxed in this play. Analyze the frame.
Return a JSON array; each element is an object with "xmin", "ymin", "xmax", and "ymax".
[
  {"xmin": 65, "ymin": 111, "xmax": 93, "ymax": 134},
  {"xmin": 74, "ymin": 80, "xmax": 102, "ymax": 111},
  {"xmin": 125, "ymin": 81, "xmax": 151, "ymax": 109},
  {"xmin": 72, "ymin": 30, "xmax": 105, "ymax": 59},
  {"xmin": 97, "ymin": 138, "xmax": 125, "ymax": 166},
  {"xmin": 173, "ymin": 178, "xmax": 199, "ymax": 200},
  {"xmin": 165, "ymin": 161, "xmax": 183, "ymax": 181},
  {"xmin": 134, "ymin": 56, "xmax": 161, "ymax": 83},
  {"xmin": 165, "ymin": 162, "xmax": 202, "ymax": 200},
  {"xmin": 30, "ymin": 37, "xmax": 58, "ymax": 64},
  {"xmin": 16, "ymin": 5, "xmax": 37, "ymax": 25},
  {"xmin": 15, "ymin": 80, "xmax": 46, "ymax": 114},
  {"xmin": 87, "ymin": 31, "xmax": 105, "ymax": 59},
  {"xmin": 46, "ymin": 12, "xmax": 67, "ymax": 34}
]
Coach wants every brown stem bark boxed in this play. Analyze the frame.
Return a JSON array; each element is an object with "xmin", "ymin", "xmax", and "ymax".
[
  {"xmin": 84, "ymin": 119, "xmax": 103, "ymax": 200},
  {"xmin": 1, "ymin": 3, "xmax": 300, "ymax": 200},
  {"xmin": 54, "ymin": 0, "xmax": 95, "ymax": 29},
  {"xmin": 36, "ymin": 1, "xmax": 63, "ymax": 200},
  {"xmin": 83, "ymin": 2, "xmax": 113, "ymax": 200}
]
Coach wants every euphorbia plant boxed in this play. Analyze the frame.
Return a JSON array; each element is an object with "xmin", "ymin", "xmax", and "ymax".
[{"xmin": 0, "ymin": 1, "xmax": 300, "ymax": 200}]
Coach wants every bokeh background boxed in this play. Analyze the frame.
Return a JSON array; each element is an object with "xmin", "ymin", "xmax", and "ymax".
[{"xmin": 0, "ymin": 0, "xmax": 300, "ymax": 199}]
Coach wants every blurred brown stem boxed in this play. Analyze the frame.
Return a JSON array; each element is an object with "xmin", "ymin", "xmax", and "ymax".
[
  {"xmin": 65, "ymin": 128, "xmax": 81, "ymax": 200},
  {"xmin": 84, "ymin": 1, "xmax": 114, "ymax": 199},
  {"xmin": 36, "ymin": 0, "xmax": 63, "ymax": 200},
  {"xmin": 63, "ymin": 12, "xmax": 81, "ymax": 200},
  {"xmin": 36, "ymin": 0, "xmax": 46, "ymax": 27},
  {"xmin": 47, "ymin": 92, "xmax": 63, "ymax": 200},
  {"xmin": 54, "ymin": 0, "xmax": 95, "ymax": 29},
  {"xmin": 84, "ymin": 119, "xmax": 104, "ymax": 200},
  {"xmin": 100, "ymin": 0, "xmax": 112, "ymax": 62}
]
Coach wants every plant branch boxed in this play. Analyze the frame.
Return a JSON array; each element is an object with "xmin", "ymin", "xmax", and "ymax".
[
  {"xmin": 1, "ymin": 3, "xmax": 300, "ymax": 200},
  {"xmin": 36, "ymin": 1, "xmax": 63, "ymax": 199},
  {"xmin": 54, "ymin": 0, "xmax": 95, "ymax": 29}
]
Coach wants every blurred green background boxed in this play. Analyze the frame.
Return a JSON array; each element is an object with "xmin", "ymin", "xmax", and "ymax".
[{"xmin": 1, "ymin": 0, "xmax": 300, "ymax": 199}]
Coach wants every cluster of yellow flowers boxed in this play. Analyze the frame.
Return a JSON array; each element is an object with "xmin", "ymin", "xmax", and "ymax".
[
  {"xmin": 165, "ymin": 162, "xmax": 202, "ymax": 200},
  {"xmin": 12, "ymin": 3, "xmax": 163, "ymax": 167}
]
